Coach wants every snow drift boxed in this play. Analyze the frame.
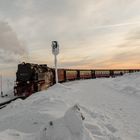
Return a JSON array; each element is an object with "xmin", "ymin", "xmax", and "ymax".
[
  {"xmin": 0, "ymin": 72, "xmax": 140, "ymax": 140},
  {"xmin": 40, "ymin": 104, "xmax": 94, "ymax": 140}
]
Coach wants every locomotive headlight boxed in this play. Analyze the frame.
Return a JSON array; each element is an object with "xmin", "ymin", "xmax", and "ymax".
[{"xmin": 27, "ymin": 81, "xmax": 30, "ymax": 84}]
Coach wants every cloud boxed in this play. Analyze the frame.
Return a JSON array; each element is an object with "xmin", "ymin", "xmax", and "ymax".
[
  {"xmin": 90, "ymin": 50, "xmax": 140, "ymax": 69},
  {"xmin": 116, "ymin": 27, "xmax": 140, "ymax": 49},
  {"xmin": 0, "ymin": 21, "xmax": 27, "ymax": 63},
  {"xmin": 93, "ymin": 21, "xmax": 140, "ymax": 29},
  {"xmin": 126, "ymin": 29, "xmax": 140, "ymax": 40},
  {"xmin": 1, "ymin": 0, "xmax": 140, "ymax": 70}
]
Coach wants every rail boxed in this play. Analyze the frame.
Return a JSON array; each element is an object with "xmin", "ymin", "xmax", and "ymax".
[{"xmin": 0, "ymin": 96, "xmax": 26, "ymax": 109}]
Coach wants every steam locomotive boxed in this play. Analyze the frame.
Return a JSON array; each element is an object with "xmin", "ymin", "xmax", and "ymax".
[{"xmin": 14, "ymin": 62, "xmax": 54, "ymax": 97}]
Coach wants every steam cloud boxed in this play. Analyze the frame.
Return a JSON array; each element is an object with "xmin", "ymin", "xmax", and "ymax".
[{"xmin": 0, "ymin": 21, "xmax": 27, "ymax": 63}]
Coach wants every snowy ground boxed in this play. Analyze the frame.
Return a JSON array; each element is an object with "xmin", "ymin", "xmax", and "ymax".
[
  {"xmin": 0, "ymin": 73, "xmax": 140, "ymax": 140},
  {"xmin": 0, "ymin": 76, "xmax": 15, "ymax": 102}
]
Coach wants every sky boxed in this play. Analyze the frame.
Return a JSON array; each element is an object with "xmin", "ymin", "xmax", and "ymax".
[{"xmin": 0, "ymin": 0, "xmax": 140, "ymax": 75}]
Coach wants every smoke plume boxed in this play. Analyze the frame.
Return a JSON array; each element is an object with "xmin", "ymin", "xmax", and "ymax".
[{"xmin": 0, "ymin": 21, "xmax": 27, "ymax": 63}]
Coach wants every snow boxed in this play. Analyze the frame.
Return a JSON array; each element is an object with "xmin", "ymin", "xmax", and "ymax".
[
  {"xmin": 0, "ymin": 73, "xmax": 140, "ymax": 140},
  {"xmin": 40, "ymin": 105, "xmax": 94, "ymax": 140},
  {"xmin": 0, "ymin": 76, "xmax": 15, "ymax": 103}
]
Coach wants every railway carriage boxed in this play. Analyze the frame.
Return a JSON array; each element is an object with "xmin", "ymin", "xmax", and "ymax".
[
  {"xmin": 66, "ymin": 70, "xmax": 77, "ymax": 81},
  {"xmin": 95, "ymin": 70, "xmax": 110, "ymax": 78},
  {"xmin": 80, "ymin": 70, "xmax": 92, "ymax": 79}
]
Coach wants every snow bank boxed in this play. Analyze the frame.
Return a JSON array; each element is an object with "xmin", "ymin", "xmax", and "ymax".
[
  {"xmin": 0, "ymin": 129, "xmax": 36, "ymax": 140},
  {"xmin": 40, "ymin": 104, "xmax": 94, "ymax": 140},
  {"xmin": 106, "ymin": 72, "xmax": 140, "ymax": 97},
  {"xmin": 0, "ymin": 72, "xmax": 140, "ymax": 140},
  {"xmin": 0, "ymin": 76, "xmax": 15, "ymax": 103}
]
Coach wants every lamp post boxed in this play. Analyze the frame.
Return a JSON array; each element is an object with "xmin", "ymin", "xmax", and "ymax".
[{"xmin": 51, "ymin": 41, "xmax": 59, "ymax": 84}]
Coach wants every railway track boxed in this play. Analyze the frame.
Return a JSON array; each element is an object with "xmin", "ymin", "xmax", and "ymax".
[{"xmin": 0, "ymin": 96, "xmax": 26, "ymax": 109}]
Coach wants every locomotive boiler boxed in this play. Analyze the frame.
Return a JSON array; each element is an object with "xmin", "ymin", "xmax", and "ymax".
[{"xmin": 14, "ymin": 62, "xmax": 54, "ymax": 97}]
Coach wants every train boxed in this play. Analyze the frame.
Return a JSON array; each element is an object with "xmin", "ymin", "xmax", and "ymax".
[{"xmin": 14, "ymin": 62, "xmax": 140, "ymax": 97}]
